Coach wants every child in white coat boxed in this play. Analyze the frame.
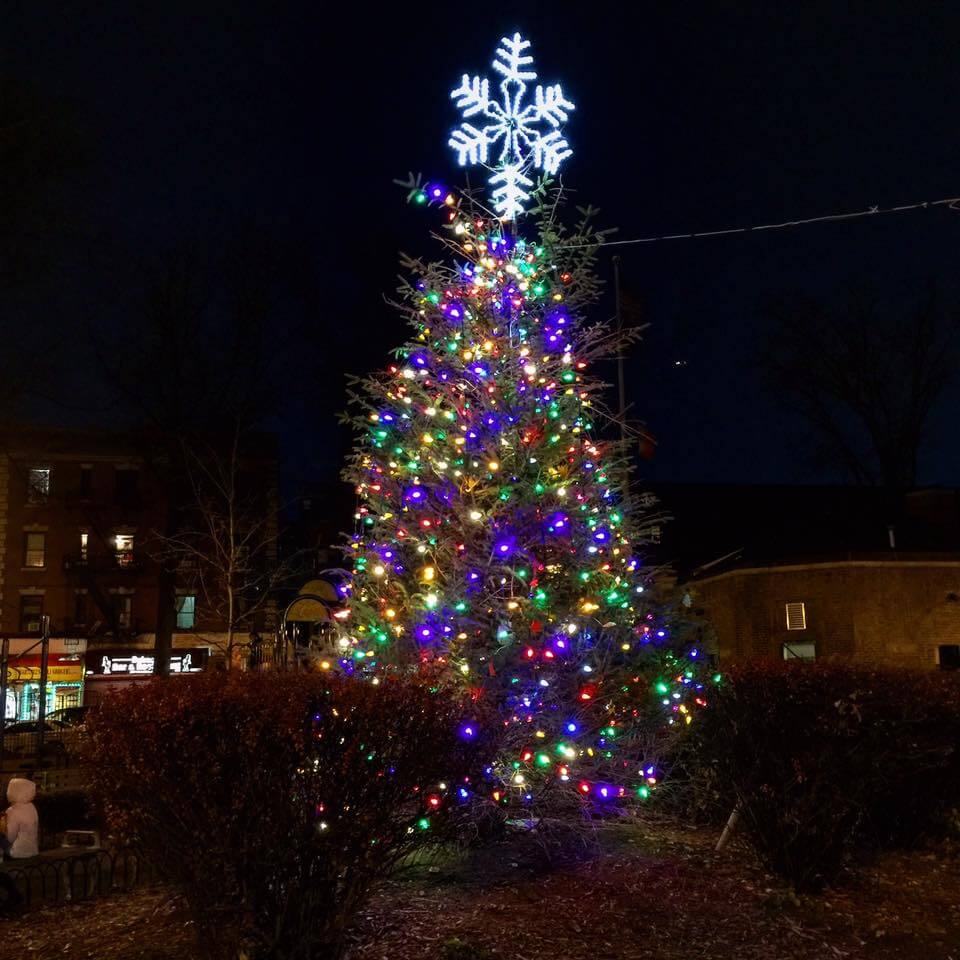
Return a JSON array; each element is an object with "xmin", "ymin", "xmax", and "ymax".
[{"xmin": 2, "ymin": 778, "xmax": 39, "ymax": 859}]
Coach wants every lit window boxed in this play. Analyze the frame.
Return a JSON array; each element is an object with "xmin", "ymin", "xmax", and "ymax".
[
  {"xmin": 115, "ymin": 534, "xmax": 135, "ymax": 567},
  {"xmin": 782, "ymin": 641, "xmax": 816, "ymax": 661},
  {"xmin": 23, "ymin": 532, "xmax": 46, "ymax": 568},
  {"xmin": 785, "ymin": 601, "xmax": 807, "ymax": 631},
  {"xmin": 27, "ymin": 467, "xmax": 50, "ymax": 503},
  {"xmin": 80, "ymin": 531, "xmax": 89, "ymax": 562},
  {"xmin": 176, "ymin": 595, "xmax": 196, "ymax": 630}
]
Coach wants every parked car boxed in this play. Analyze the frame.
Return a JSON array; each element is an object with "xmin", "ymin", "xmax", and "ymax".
[
  {"xmin": 1, "ymin": 719, "xmax": 70, "ymax": 759},
  {"xmin": 2, "ymin": 718, "xmax": 66, "ymax": 736},
  {"xmin": 48, "ymin": 706, "xmax": 88, "ymax": 728}
]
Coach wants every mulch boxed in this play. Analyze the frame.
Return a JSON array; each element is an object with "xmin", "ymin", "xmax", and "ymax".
[{"xmin": 2, "ymin": 821, "xmax": 958, "ymax": 959}]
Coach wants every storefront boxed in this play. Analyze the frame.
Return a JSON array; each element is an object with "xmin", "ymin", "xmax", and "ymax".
[
  {"xmin": 2, "ymin": 654, "xmax": 86, "ymax": 721},
  {"xmin": 83, "ymin": 647, "xmax": 210, "ymax": 702}
]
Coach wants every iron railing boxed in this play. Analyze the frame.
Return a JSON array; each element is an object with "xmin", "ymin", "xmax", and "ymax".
[{"xmin": 0, "ymin": 848, "xmax": 153, "ymax": 910}]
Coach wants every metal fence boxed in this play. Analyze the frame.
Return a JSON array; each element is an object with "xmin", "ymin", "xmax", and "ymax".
[
  {"xmin": 0, "ymin": 726, "xmax": 79, "ymax": 764},
  {"xmin": 0, "ymin": 849, "xmax": 153, "ymax": 910},
  {"xmin": 0, "ymin": 724, "xmax": 88, "ymax": 801}
]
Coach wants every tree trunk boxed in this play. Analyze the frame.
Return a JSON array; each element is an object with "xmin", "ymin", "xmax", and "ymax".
[{"xmin": 154, "ymin": 560, "xmax": 176, "ymax": 677}]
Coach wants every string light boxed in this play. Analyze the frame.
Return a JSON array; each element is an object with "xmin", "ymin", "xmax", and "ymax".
[{"xmin": 341, "ymin": 173, "xmax": 714, "ymax": 810}]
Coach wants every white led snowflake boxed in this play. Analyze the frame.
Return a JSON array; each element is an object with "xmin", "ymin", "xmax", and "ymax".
[{"xmin": 449, "ymin": 33, "xmax": 575, "ymax": 220}]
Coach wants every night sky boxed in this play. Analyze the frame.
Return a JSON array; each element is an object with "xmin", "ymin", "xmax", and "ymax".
[{"xmin": 6, "ymin": 1, "xmax": 960, "ymax": 489}]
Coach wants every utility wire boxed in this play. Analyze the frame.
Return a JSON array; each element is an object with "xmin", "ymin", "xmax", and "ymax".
[{"xmin": 558, "ymin": 196, "xmax": 960, "ymax": 249}]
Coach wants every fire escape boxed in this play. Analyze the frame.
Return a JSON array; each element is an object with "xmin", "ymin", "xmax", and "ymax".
[{"xmin": 61, "ymin": 475, "xmax": 146, "ymax": 645}]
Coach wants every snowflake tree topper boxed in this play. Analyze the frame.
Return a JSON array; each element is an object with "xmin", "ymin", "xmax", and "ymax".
[{"xmin": 449, "ymin": 33, "xmax": 575, "ymax": 220}]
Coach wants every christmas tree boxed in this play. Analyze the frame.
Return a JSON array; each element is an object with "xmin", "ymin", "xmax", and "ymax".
[{"xmin": 338, "ymin": 34, "xmax": 713, "ymax": 812}]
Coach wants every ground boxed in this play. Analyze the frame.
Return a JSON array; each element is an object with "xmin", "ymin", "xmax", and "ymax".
[{"xmin": 3, "ymin": 820, "xmax": 958, "ymax": 959}]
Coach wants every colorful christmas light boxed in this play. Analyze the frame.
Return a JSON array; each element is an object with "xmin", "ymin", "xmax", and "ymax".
[{"xmin": 339, "ymin": 179, "xmax": 714, "ymax": 811}]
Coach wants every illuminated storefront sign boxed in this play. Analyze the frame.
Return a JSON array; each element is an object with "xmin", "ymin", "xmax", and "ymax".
[
  {"xmin": 2, "ymin": 655, "xmax": 85, "ymax": 684},
  {"xmin": 84, "ymin": 648, "xmax": 209, "ymax": 677},
  {"xmin": 0, "ymin": 655, "xmax": 86, "ymax": 720}
]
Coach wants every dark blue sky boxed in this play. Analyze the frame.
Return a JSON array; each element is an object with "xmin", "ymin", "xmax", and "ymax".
[{"xmin": 7, "ymin": 1, "xmax": 960, "ymax": 487}]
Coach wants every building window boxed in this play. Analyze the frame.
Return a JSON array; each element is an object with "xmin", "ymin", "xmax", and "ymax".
[
  {"xmin": 115, "ymin": 533, "xmax": 135, "ymax": 567},
  {"xmin": 27, "ymin": 466, "xmax": 50, "ymax": 503},
  {"xmin": 938, "ymin": 645, "xmax": 960, "ymax": 670},
  {"xmin": 55, "ymin": 689, "xmax": 80, "ymax": 711},
  {"xmin": 80, "ymin": 531, "xmax": 89, "ymax": 563},
  {"xmin": 23, "ymin": 532, "xmax": 46, "ymax": 568},
  {"xmin": 79, "ymin": 466, "xmax": 93, "ymax": 500},
  {"xmin": 783, "ymin": 641, "xmax": 816, "ymax": 661},
  {"xmin": 20, "ymin": 596, "xmax": 43, "ymax": 633},
  {"xmin": 176, "ymin": 595, "xmax": 196, "ymax": 630},
  {"xmin": 115, "ymin": 468, "xmax": 139, "ymax": 505},
  {"xmin": 785, "ymin": 601, "xmax": 807, "ymax": 631},
  {"xmin": 74, "ymin": 592, "xmax": 88, "ymax": 627},
  {"xmin": 112, "ymin": 594, "xmax": 132, "ymax": 629}
]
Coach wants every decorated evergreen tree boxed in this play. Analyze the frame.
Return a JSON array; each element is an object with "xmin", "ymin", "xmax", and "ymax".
[{"xmin": 338, "ymin": 34, "xmax": 714, "ymax": 812}]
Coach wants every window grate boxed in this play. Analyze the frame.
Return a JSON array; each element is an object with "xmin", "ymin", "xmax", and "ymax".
[{"xmin": 27, "ymin": 466, "xmax": 50, "ymax": 502}]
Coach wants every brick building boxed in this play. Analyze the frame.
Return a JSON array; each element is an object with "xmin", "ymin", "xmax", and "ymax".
[
  {"xmin": 0, "ymin": 425, "xmax": 279, "ymax": 719},
  {"xmin": 651, "ymin": 484, "xmax": 960, "ymax": 670}
]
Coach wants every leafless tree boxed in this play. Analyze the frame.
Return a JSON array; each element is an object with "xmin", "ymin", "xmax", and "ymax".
[
  {"xmin": 760, "ymin": 286, "xmax": 960, "ymax": 488},
  {"xmin": 149, "ymin": 427, "xmax": 295, "ymax": 667},
  {"xmin": 81, "ymin": 238, "xmax": 287, "ymax": 673}
]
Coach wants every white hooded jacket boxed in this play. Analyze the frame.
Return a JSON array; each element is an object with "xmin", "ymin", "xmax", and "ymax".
[{"xmin": 5, "ymin": 778, "xmax": 39, "ymax": 858}]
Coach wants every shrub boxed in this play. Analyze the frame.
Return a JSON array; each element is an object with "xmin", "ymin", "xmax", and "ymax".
[
  {"xmin": 680, "ymin": 663, "xmax": 960, "ymax": 891},
  {"xmin": 84, "ymin": 671, "xmax": 491, "ymax": 960}
]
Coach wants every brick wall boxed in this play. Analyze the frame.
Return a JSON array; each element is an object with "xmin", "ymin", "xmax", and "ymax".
[{"xmin": 695, "ymin": 561, "xmax": 960, "ymax": 669}]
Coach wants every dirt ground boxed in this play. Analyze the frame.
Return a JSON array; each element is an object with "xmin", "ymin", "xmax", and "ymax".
[{"xmin": 3, "ymin": 820, "xmax": 958, "ymax": 960}]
